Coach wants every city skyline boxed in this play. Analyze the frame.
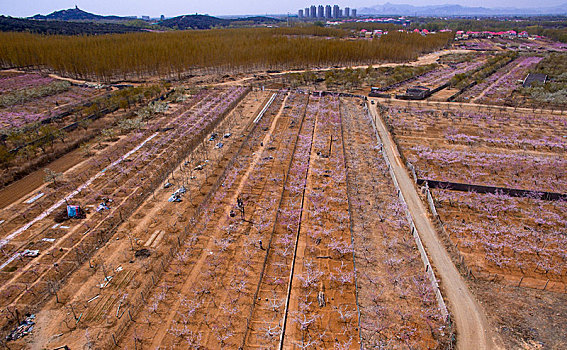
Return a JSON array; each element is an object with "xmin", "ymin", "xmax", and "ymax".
[{"xmin": 299, "ymin": 4, "xmax": 356, "ymax": 18}]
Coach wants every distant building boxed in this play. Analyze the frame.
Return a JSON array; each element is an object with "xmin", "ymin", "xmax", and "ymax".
[
  {"xmin": 297, "ymin": 4, "xmax": 355, "ymax": 19},
  {"xmin": 160, "ymin": 14, "xmax": 165, "ymax": 21},
  {"xmin": 325, "ymin": 5, "xmax": 331, "ymax": 18},
  {"xmin": 141, "ymin": 15, "xmax": 150, "ymax": 20},
  {"xmin": 332, "ymin": 5, "xmax": 339, "ymax": 18},
  {"xmin": 404, "ymin": 86, "xmax": 431, "ymax": 99}
]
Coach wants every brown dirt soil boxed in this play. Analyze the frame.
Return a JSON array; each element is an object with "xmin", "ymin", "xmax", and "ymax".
[
  {"xmin": 116, "ymin": 92, "xmax": 292, "ymax": 349},
  {"xmin": 432, "ymin": 190, "xmax": 566, "ymax": 292},
  {"xmin": 282, "ymin": 96, "xmax": 358, "ymax": 349},
  {"xmin": 429, "ymin": 88, "xmax": 459, "ymax": 101},
  {"xmin": 378, "ymin": 101, "xmax": 566, "ymax": 290},
  {"xmin": 0, "ymin": 149, "xmax": 83, "ymax": 209},
  {"xmin": 341, "ymin": 98, "xmax": 450, "ymax": 349},
  {"xmin": 471, "ymin": 280, "xmax": 567, "ymax": 349}
]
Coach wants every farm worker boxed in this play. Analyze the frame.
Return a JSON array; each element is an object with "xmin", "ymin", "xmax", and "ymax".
[{"xmin": 237, "ymin": 197, "xmax": 245, "ymax": 220}]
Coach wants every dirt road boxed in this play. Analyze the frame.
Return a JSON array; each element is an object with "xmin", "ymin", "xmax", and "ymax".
[
  {"xmin": 215, "ymin": 49, "xmax": 473, "ymax": 87},
  {"xmin": 368, "ymin": 102, "xmax": 501, "ymax": 350},
  {"xmin": 378, "ymin": 97, "xmax": 565, "ymax": 115}
]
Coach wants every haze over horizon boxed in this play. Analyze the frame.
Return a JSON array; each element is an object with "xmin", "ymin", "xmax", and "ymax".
[{"xmin": 2, "ymin": 0, "xmax": 567, "ymax": 18}]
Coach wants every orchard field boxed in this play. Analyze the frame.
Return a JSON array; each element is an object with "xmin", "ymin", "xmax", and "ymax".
[
  {"xmin": 0, "ymin": 87, "xmax": 450, "ymax": 349},
  {"xmin": 376, "ymin": 98, "xmax": 567, "ymax": 347},
  {"xmin": 0, "ymin": 71, "xmax": 168, "ymax": 191},
  {"xmin": 380, "ymin": 101, "xmax": 566, "ymax": 289}
]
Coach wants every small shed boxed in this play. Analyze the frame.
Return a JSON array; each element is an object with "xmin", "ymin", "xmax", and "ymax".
[
  {"xmin": 406, "ymin": 86, "xmax": 431, "ymax": 99},
  {"xmin": 523, "ymin": 73, "xmax": 547, "ymax": 88}
]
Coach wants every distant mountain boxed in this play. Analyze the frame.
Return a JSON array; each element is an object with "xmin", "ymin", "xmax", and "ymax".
[
  {"xmin": 159, "ymin": 14, "xmax": 283, "ymax": 30},
  {"xmin": 359, "ymin": 2, "xmax": 567, "ymax": 16},
  {"xmin": 30, "ymin": 6, "xmax": 132, "ymax": 21},
  {"xmin": 0, "ymin": 16, "xmax": 142, "ymax": 35},
  {"xmin": 231, "ymin": 16, "xmax": 284, "ymax": 24},
  {"xmin": 159, "ymin": 14, "xmax": 229, "ymax": 29}
]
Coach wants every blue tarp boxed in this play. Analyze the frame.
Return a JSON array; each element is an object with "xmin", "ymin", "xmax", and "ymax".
[{"xmin": 67, "ymin": 205, "xmax": 80, "ymax": 218}]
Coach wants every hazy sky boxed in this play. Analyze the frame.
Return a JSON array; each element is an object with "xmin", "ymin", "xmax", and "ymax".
[{"xmin": 2, "ymin": 0, "xmax": 566, "ymax": 17}]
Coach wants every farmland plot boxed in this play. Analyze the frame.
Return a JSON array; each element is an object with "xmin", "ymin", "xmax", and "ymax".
[
  {"xmin": 376, "ymin": 98, "xmax": 567, "ymax": 347},
  {"xmin": 23, "ymin": 88, "xmax": 274, "ymax": 350},
  {"xmin": 384, "ymin": 105, "xmax": 567, "ymax": 193},
  {"xmin": 116, "ymin": 91, "xmax": 308, "ymax": 349},
  {"xmin": 0, "ymin": 86, "xmax": 250, "ymax": 340},
  {"xmin": 457, "ymin": 56, "xmax": 543, "ymax": 105},
  {"xmin": 341, "ymin": 99, "xmax": 451, "ymax": 349},
  {"xmin": 388, "ymin": 59, "xmax": 486, "ymax": 96},
  {"xmin": 0, "ymin": 73, "xmax": 104, "ymax": 130},
  {"xmin": 281, "ymin": 95, "xmax": 358, "ymax": 349},
  {"xmin": 112, "ymin": 93, "xmax": 452, "ymax": 350},
  {"xmin": 433, "ymin": 189, "xmax": 567, "ymax": 291},
  {"xmin": 3, "ymin": 88, "xmax": 455, "ymax": 350}
]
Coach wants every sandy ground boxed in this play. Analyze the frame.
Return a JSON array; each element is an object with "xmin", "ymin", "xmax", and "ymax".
[{"xmin": 0, "ymin": 150, "xmax": 83, "ymax": 209}]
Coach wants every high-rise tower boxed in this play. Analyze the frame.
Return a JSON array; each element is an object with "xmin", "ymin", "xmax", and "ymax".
[{"xmin": 325, "ymin": 5, "xmax": 331, "ymax": 18}]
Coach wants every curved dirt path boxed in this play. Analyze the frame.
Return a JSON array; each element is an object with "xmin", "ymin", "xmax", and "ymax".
[
  {"xmin": 368, "ymin": 102, "xmax": 501, "ymax": 350},
  {"xmin": 215, "ymin": 49, "xmax": 473, "ymax": 87},
  {"xmin": 3, "ymin": 49, "xmax": 471, "ymax": 89},
  {"xmin": 1, "ymin": 68, "xmax": 143, "ymax": 87}
]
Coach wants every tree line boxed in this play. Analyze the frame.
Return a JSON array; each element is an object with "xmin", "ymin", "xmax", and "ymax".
[
  {"xmin": 0, "ymin": 16, "xmax": 143, "ymax": 35},
  {"xmin": 413, "ymin": 17, "xmax": 567, "ymax": 43},
  {"xmin": 0, "ymin": 28, "xmax": 453, "ymax": 82}
]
